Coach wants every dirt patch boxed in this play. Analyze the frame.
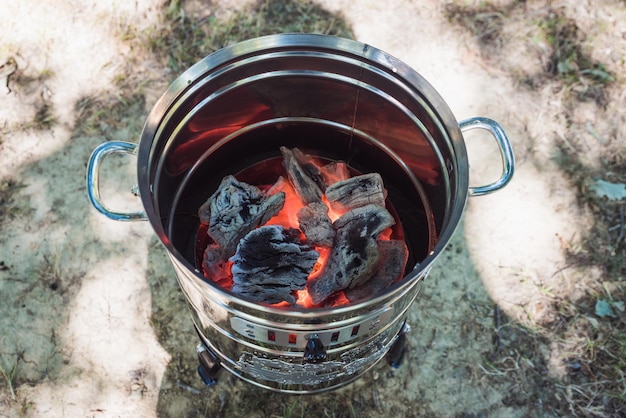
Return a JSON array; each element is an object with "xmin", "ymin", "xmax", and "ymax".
[{"xmin": 1, "ymin": 0, "xmax": 625, "ymax": 417}]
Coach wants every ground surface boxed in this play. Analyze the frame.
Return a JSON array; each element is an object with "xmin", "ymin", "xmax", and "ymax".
[{"xmin": 1, "ymin": 0, "xmax": 625, "ymax": 417}]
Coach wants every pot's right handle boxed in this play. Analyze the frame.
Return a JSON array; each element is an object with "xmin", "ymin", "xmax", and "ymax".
[
  {"xmin": 86, "ymin": 141, "xmax": 147, "ymax": 221},
  {"xmin": 459, "ymin": 117, "xmax": 515, "ymax": 196}
]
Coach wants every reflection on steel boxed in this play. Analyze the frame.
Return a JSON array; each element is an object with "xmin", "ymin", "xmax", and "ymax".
[
  {"xmin": 86, "ymin": 141, "xmax": 147, "ymax": 221},
  {"xmin": 460, "ymin": 117, "xmax": 515, "ymax": 196}
]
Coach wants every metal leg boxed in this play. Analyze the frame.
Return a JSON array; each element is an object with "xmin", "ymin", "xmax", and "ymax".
[
  {"xmin": 387, "ymin": 322, "xmax": 410, "ymax": 369},
  {"xmin": 197, "ymin": 342, "xmax": 221, "ymax": 386},
  {"xmin": 194, "ymin": 325, "xmax": 221, "ymax": 386}
]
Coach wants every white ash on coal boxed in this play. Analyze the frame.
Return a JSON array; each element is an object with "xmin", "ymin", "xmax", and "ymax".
[
  {"xmin": 306, "ymin": 203, "xmax": 396, "ymax": 305},
  {"xmin": 296, "ymin": 202, "xmax": 334, "ymax": 248},
  {"xmin": 325, "ymin": 172, "xmax": 387, "ymax": 212},
  {"xmin": 198, "ymin": 175, "xmax": 286, "ymax": 283},
  {"xmin": 280, "ymin": 146, "xmax": 324, "ymax": 205},
  {"xmin": 343, "ymin": 239, "xmax": 409, "ymax": 301},
  {"xmin": 230, "ymin": 225, "xmax": 319, "ymax": 304},
  {"xmin": 199, "ymin": 175, "xmax": 285, "ymax": 256}
]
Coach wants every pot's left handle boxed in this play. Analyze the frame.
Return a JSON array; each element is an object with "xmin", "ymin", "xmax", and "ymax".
[{"xmin": 86, "ymin": 141, "xmax": 147, "ymax": 221}]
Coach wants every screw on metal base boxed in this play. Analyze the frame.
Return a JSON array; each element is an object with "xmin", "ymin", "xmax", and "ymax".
[
  {"xmin": 387, "ymin": 322, "xmax": 410, "ymax": 369},
  {"xmin": 197, "ymin": 343, "xmax": 221, "ymax": 386}
]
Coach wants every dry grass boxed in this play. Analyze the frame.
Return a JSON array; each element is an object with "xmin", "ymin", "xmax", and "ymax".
[
  {"xmin": 557, "ymin": 150, "xmax": 626, "ymax": 278},
  {"xmin": 539, "ymin": 14, "xmax": 614, "ymax": 106},
  {"xmin": 147, "ymin": 0, "xmax": 354, "ymax": 73},
  {"xmin": 73, "ymin": 93, "xmax": 146, "ymax": 140},
  {"xmin": 8, "ymin": 64, "xmax": 56, "ymax": 130},
  {"xmin": 0, "ymin": 179, "xmax": 28, "ymax": 223},
  {"xmin": 445, "ymin": 1, "xmax": 615, "ymax": 104},
  {"xmin": 0, "ymin": 353, "xmax": 20, "ymax": 401}
]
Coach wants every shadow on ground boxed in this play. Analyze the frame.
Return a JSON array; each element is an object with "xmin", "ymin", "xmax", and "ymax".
[{"xmin": 0, "ymin": 111, "xmax": 147, "ymax": 411}]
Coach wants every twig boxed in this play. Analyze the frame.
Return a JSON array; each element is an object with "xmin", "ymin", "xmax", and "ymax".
[
  {"xmin": 176, "ymin": 380, "xmax": 201, "ymax": 395},
  {"xmin": 585, "ymin": 121, "xmax": 607, "ymax": 145},
  {"xmin": 478, "ymin": 363, "xmax": 507, "ymax": 376},
  {"xmin": 492, "ymin": 304, "xmax": 503, "ymax": 357},
  {"xmin": 551, "ymin": 261, "xmax": 581, "ymax": 278},
  {"xmin": 615, "ymin": 204, "xmax": 624, "ymax": 248}
]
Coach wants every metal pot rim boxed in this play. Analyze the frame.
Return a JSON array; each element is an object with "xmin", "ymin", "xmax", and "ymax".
[{"xmin": 127, "ymin": 34, "xmax": 509, "ymax": 317}]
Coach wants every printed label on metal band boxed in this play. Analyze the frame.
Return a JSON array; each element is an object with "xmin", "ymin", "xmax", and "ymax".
[{"xmin": 230, "ymin": 307, "xmax": 394, "ymax": 349}]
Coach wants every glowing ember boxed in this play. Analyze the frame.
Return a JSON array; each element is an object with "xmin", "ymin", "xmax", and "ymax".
[{"xmin": 196, "ymin": 147, "xmax": 407, "ymax": 308}]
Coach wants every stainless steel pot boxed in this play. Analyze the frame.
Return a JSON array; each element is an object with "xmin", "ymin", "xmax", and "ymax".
[{"xmin": 86, "ymin": 34, "xmax": 514, "ymax": 393}]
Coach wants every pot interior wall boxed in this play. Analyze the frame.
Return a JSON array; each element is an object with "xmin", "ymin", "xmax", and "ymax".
[{"xmin": 167, "ymin": 119, "xmax": 433, "ymax": 276}]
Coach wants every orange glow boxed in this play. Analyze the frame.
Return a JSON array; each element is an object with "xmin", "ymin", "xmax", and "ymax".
[
  {"xmin": 294, "ymin": 288, "xmax": 349, "ymax": 309},
  {"xmin": 200, "ymin": 154, "xmax": 401, "ymax": 309},
  {"xmin": 320, "ymin": 161, "xmax": 350, "ymax": 185},
  {"xmin": 322, "ymin": 195, "xmax": 343, "ymax": 222},
  {"xmin": 214, "ymin": 262, "xmax": 234, "ymax": 289},
  {"xmin": 379, "ymin": 227, "xmax": 393, "ymax": 241},
  {"xmin": 265, "ymin": 177, "xmax": 304, "ymax": 229},
  {"xmin": 330, "ymin": 291, "xmax": 350, "ymax": 306},
  {"xmin": 309, "ymin": 247, "xmax": 331, "ymax": 279},
  {"xmin": 295, "ymin": 289, "xmax": 314, "ymax": 307}
]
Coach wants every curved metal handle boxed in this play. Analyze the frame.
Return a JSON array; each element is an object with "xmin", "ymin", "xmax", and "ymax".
[
  {"xmin": 86, "ymin": 141, "xmax": 147, "ymax": 221},
  {"xmin": 460, "ymin": 117, "xmax": 515, "ymax": 196}
]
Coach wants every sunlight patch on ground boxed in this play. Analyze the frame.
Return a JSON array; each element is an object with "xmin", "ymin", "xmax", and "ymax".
[
  {"xmin": 62, "ymin": 255, "xmax": 170, "ymax": 414},
  {"xmin": 464, "ymin": 161, "xmax": 588, "ymax": 321},
  {"xmin": 0, "ymin": 0, "xmax": 160, "ymax": 160}
]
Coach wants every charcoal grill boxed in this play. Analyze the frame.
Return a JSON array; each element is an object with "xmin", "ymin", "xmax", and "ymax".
[{"xmin": 86, "ymin": 34, "xmax": 514, "ymax": 393}]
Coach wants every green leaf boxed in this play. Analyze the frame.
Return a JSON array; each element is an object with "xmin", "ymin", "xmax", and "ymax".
[
  {"xmin": 595, "ymin": 299, "xmax": 616, "ymax": 318},
  {"xmin": 591, "ymin": 179, "xmax": 626, "ymax": 201}
]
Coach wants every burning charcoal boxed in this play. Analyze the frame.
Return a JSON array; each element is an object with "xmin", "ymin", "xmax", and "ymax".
[
  {"xmin": 307, "ymin": 204, "xmax": 396, "ymax": 305},
  {"xmin": 202, "ymin": 243, "xmax": 231, "ymax": 284},
  {"xmin": 320, "ymin": 161, "xmax": 350, "ymax": 186},
  {"xmin": 198, "ymin": 175, "xmax": 286, "ymax": 256},
  {"xmin": 331, "ymin": 203, "xmax": 395, "ymax": 237},
  {"xmin": 325, "ymin": 173, "xmax": 387, "ymax": 212},
  {"xmin": 291, "ymin": 147, "xmax": 327, "ymax": 190},
  {"xmin": 344, "ymin": 240, "xmax": 408, "ymax": 302},
  {"xmin": 229, "ymin": 283, "xmax": 296, "ymax": 305},
  {"xmin": 230, "ymin": 225, "xmax": 319, "ymax": 304},
  {"xmin": 280, "ymin": 146, "xmax": 324, "ymax": 205},
  {"xmin": 297, "ymin": 202, "xmax": 335, "ymax": 247}
]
